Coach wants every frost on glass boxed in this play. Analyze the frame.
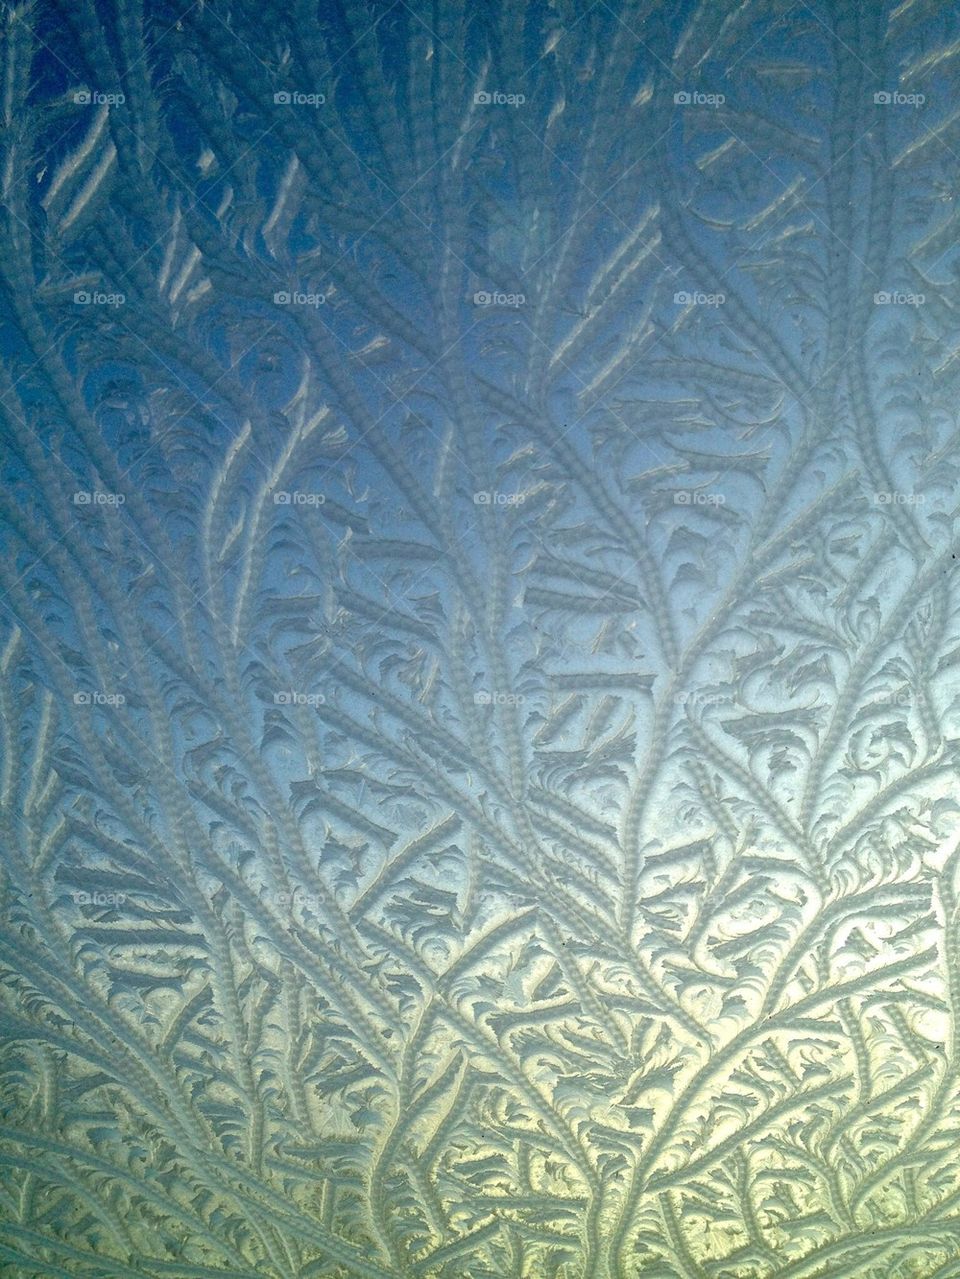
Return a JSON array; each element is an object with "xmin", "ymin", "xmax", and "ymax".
[{"xmin": 1, "ymin": 0, "xmax": 959, "ymax": 1276}]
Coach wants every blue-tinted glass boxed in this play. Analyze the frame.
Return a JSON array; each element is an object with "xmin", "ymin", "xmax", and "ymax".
[{"xmin": 1, "ymin": 2, "xmax": 958, "ymax": 1276}]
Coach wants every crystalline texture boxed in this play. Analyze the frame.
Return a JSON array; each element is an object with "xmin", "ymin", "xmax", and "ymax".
[{"xmin": 1, "ymin": 1, "xmax": 959, "ymax": 1276}]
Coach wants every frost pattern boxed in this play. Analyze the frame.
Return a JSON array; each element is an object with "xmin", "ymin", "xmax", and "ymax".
[{"xmin": 2, "ymin": 1, "xmax": 960, "ymax": 1277}]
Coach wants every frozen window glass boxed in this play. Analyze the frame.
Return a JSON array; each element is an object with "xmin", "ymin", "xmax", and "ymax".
[{"xmin": 1, "ymin": 1, "xmax": 959, "ymax": 1276}]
